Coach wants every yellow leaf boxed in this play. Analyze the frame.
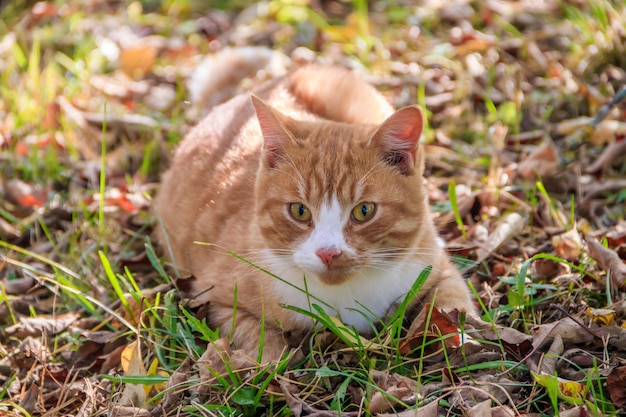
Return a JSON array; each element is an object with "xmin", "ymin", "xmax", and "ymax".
[
  {"xmin": 532, "ymin": 371, "xmax": 587, "ymax": 405},
  {"xmin": 121, "ymin": 340, "xmax": 147, "ymax": 375},
  {"xmin": 145, "ymin": 358, "xmax": 169, "ymax": 397},
  {"xmin": 586, "ymin": 307, "xmax": 617, "ymax": 326},
  {"xmin": 120, "ymin": 45, "xmax": 157, "ymax": 79},
  {"xmin": 119, "ymin": 340, "xmax": 148, "ymax": 406}
]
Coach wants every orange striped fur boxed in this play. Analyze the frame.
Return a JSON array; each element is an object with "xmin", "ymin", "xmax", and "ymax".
[{"xmin": 155, "ymin": 65, "xmax": 475, "ymax": 361}]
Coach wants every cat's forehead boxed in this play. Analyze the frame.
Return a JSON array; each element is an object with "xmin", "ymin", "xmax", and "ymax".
[{"xmin": 284, "ymin": 124, "xmax": 383, "ymax": 204}]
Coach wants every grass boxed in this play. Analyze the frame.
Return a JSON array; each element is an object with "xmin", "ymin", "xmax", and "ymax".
[{"xmin": 1, "ymin": 0, "xmax": 626, "ymax": 416}]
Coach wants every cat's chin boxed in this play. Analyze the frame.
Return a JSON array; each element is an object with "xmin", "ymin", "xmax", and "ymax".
[{"xmin": 313, "ymin": 269, "xmax": 357, "ymax": 286}]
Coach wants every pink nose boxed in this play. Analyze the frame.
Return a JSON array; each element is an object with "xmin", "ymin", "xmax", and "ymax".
[{"xmin": 316, "ymin": 247, "xmax": 342, "ymax": 266}]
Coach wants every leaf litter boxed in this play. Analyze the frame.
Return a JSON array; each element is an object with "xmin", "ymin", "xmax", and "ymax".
[{"xmin": 1, "ymin": 0, "xmax": 626, "ymax": 416}]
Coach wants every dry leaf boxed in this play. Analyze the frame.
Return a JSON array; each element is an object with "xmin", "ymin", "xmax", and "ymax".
[
  {"xmin": 607, "ymin": 365, "xmax": 626, "ymax": 407},
  {"xmin": 400, "ymin": 304, "xmax": 462, "ymax": 355},
  {"xmin": 376, "ymin": 400, "xmax": 440, "ymax": 417},
  {"xmin": 110, "ymin": 405, "xmax": 152, "ymax": 417},
  {"xmin": 369, "ymin": 371, "xmax": 418, "ymax": 414},
  {"xmin": 158, "ymin": 357, "xmax": 192, "ymax": 411},
  {"xmin": 585, "ymin": 307, "xmax": 617, "ymax": 326},
  {"xmin": 466, "ymin": 399, "xmax": 491, "ymax": 417},
  {"xmin": 585, "ymin": 233, "xmax": 626, "ymax": 289},
  {"xmin": 474, "ymin": 212, "xmax": 526, "ymax": 263},
  {"xmin": 119, "ymin": 45, "xmax": 157, "ymax": 79},
  {"xmin": 118, "ymin": 340, "xmax": 147, "ymax": 407},
  {"xmin": 534, "ymin": 334, "xmax": 563, "ymax": 376},
  {"xmin": 585, "ymin": 138, "xmax": 626, "ymax": 174},
  {"xmin": 552, "ymin": 229, "xmax": 583, "ymax": 261},
  {"xmin": 517, "ymin": 143, "xmax": 559, "ymax": 179},
  {"xmin": 589, "ymin": 120, "xmax": 626, "ymax": 145},
  {"xmin": 532, "ymin": 371, "xmax": 587, "ymax": 405},
  {"xmin": 532, "ymin": 318, "xmax": 595, "ymax": 348},
  {"xmin": 5, "ymin": 179, "xmax": 46, "ymax": 208},
  {"xmin": 5, "ymin": 312, "xmax": 79, "ymax": 337}
]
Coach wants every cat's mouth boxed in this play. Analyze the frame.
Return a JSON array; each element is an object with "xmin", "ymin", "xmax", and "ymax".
[{"xmin": 315, "ymin": 268, "xmax": 356, "ymax": 286}]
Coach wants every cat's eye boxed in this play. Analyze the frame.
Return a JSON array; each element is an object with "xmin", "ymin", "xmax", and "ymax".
[
  {"xmin": 352, "ymin": 202, "xmax": 376, "ymax": 222},
  {"xmin": 289, "ymin": 203, "xmax": 311, "ymax": 222}
]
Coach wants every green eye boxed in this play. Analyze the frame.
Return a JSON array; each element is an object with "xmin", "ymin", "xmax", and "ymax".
[
  {"xmin": 289, "ymin": 203, "xmax": 311, "ymax": 221},
  {"xmin": 352, "ymin": 202, "xmax": 376, "ymax": 222}
]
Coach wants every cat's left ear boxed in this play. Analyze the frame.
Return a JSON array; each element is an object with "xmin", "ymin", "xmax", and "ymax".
[
  {"xmin": 370, "ymin": 106, "xmax": 423, "ymax": 176},
  {"xmin": 251, "ymin": 95, "xmax": 293, "ymax": 169}
]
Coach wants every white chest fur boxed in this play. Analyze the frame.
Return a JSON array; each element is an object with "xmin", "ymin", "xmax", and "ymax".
[{"xmin": 267, "ymin": 254, "xmax": 428, "ymax": 332}]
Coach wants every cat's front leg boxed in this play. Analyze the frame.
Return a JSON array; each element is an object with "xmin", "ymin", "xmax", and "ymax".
[
  {"xmin": 428, "ymin": 262, "xmax": 477, "ymax": 315},
  {"xmin": 210, "ymin": 303, "xmax": 290, "ymax": 363}
]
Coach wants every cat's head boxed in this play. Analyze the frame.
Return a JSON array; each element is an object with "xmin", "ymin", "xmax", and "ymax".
[{"xmin": 252, "ymin": 95, "xmax": 428, "ymax": 286}]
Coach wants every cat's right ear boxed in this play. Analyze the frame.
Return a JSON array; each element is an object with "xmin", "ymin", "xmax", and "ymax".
[
  {"xmin": 251, "ymin": 95, "xmax": 292, "ymax": 169},
  {"xmin": 370, "ymin": 106, "xmax": 423, "ymax": 176}
]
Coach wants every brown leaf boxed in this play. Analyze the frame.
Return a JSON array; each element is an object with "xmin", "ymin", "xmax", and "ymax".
[
  {"xmin": 607, "ymin": 365, "xmax": 626, "ymax": 407},
  {"xmin": 5, "ymin": 312, "xmax": 79, "ymax": 337},
  {"xmin": 110, "ymin": 405, "xmax": 152, "ymax": 417},
  {"xmin": 585, "ymin": 138, "xmax": 626, "ymax": 174},
  {"xmin": 376, "ymin": 400, "xmax": 440, "ymax": 417},
  {"xmin": 466, "ymin": 400, "xmax": 491, "ymax": 417},
  {"xmin": 532, "ymin": 317, "xmax": 595, "ymax": 348},
  {"xmin": 1, "ymin": 275, "xmax": 36, "ymax": 295},
  {"xmin": 585, "ymin": 233, "xmax": 626, "ymax": 289},
  {"xmin": 120, "ymin": 45, "xmax": 157, "ymax": 79},
  {"xmin": 400, "ymin": 304, "xmax": 462, "ymax": 355},
  {"xmin": 5, "ymin": 179, "xmax": 47, "ymax": 209},
  {"xmin": 474, "ymin": 212, "xmax": 526, "ymax": 263},
  {"xmin": 32, "ymin": 1, "xmax": 57, "ymax": 19},
  {"xmin": 552, "ymin": 229, "xmax": 583, "ymax": 261},
  {"xmin": 19, "ymin": 383, "xmax": 39, "ymax": 413},
  {"xmin": 465, "ymin": 315, "xmax": 534, "ymax": 360},
  {"xmin": 369, "ymin": 371, "xmax": 418, "ymax": 414},
  {"xmin": 155, "ymin": 357, "xmax": 192, "ymax": 414},
  {"xmin": 517, "ymin": 143, "xmax": 559, "ymax": 179},
  {"xmin": 118, "ymin": 340, "xmax": 148, "ymax": 407}
]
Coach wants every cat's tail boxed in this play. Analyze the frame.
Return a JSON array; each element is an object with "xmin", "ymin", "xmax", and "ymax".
[
  {"xmin": 287, "ymin": 65, "xmax": 394, "ymax": 125},
  {"xmin": 189, "ymin": 46, "xmax": 291, "ymax": 113}
]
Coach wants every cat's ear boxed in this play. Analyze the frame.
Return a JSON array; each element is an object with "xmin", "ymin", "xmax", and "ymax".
[
  {"xmin": 251, "ymin": 95, "xmax": 293, "ymax": 169},
  {"xmin": 370, "ymin": 106, "xmax": 423, "ymax": 176}
]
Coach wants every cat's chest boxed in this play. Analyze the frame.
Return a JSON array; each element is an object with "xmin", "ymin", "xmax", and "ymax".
[{"xmin": 267, "ymin": 259, "xmax": 425, "ymax": 331}]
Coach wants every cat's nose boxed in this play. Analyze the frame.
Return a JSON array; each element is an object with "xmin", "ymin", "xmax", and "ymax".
[{"xmin": 316, "ymin": 247, "xmax": 342, "ymax": 266}]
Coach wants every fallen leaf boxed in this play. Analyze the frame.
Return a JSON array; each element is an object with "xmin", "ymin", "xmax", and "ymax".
[
  {"xmin": 5, "ymin": 312, "xmax": 79, "ymax": 337},
  {"xmin": 474, "ymin": 212, "xmax": 526, "ymax": 263},
  {"xmin": 119, "ymin": 45, "xmax": 157, "ymax": 79},
  {"xmin": 532, "ymin": 371, "xmax": 587, "ymax": 405},
  {"xmin": 585, "ymin": 233, "xmax": 626, "ymax": 289},
  {"xmin": 465, "ymin": 315, "xmax": 534, "ymax": 360},
  {"xmin": 518, "ymin": 143, "xmax": 559, "ymax": 179},
  {"xmin": 466, "ymin": 399, "xmax": 491, "ymax": 417},
  {"xmin": 585, "ymin": 138, "xmax": 626, "ymax": 174},
  {"xmin": 5, "ymin": 179, "xmax": 46, "ymax": 209},
  {"xmin": 535, "ymin": 335, "xmax": 563, "ymax": 376},
  {"xmin": 109, "ymin": 405, "xmax": 152, "ymax": 417},
  {"xmin": 400, "ymin": 304, "xmax": 462, "ymax": 355},
  {"xmin": 607, "ymin": 365, "xmax": 626, "ymax": 407},
  {"xmin": 118, "ymin": 340, "xmax": 147, "ymax": 407},
  {"xmin": 158, "ymin": 357, "xmax": 192, "ymax": 411},
  {"xmin": 376, "ymin": 400, "xmax": 440, "ymax": 417},
  {"xmin": 585, "ymin": 307, "xmax": 617, "ymax": 326},
  {"xmin": 32, "ymin": 1, "xmax": 57, "ymax": 20},
  {"xmin": 369, "ymin": 370, "xmax": 418, "ymax": 414},
  {"xmin": 552, "ymin": 228, "xmax": 583, "ymax": 261},
  {"xmin": 532, "ymin": 318, "xmax": 595, "ymax": 348}
]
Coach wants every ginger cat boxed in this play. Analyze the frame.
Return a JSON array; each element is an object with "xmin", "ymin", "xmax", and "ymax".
[{"xmin": 155, "ymin": 65, "xmax": 475, "ymax": 362}]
